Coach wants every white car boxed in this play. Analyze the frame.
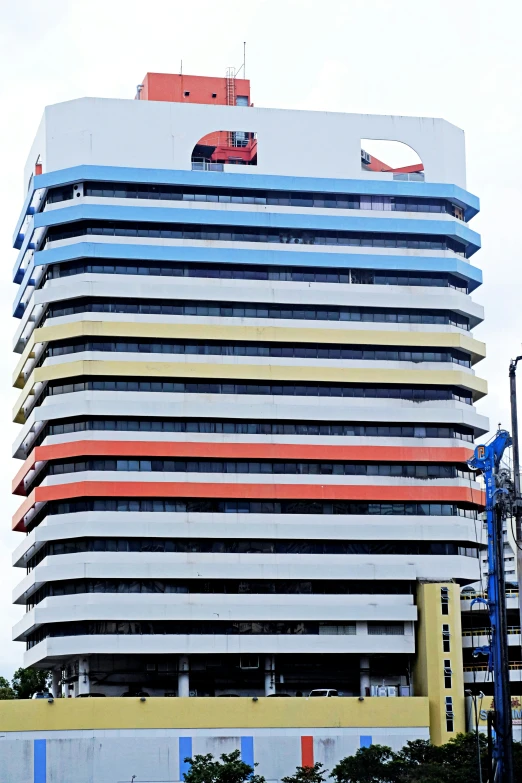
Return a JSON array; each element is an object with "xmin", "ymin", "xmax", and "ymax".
[
  {"xmin": 31, "ymin": 691, "xmax": 54, "ymax": 699},
  {"xmin": 309, "ymin": 689, "xmax": 339, "ymax": 697}
]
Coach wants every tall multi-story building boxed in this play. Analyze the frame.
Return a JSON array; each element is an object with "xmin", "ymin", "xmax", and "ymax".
[{"xmin": 11, "ymin": 73, "xmax": 487, "ymax": 745}]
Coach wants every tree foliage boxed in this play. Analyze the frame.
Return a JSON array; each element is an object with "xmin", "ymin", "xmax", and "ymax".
[
  {"xmin": 331, "ymin": 745, "xmax": 400, "ymax": 783},
  {"xmin": 282, "ymin": 762, "xmax": 329, "ymax": 783},
  {"xmin": 0, "ymin": 677, "xmax": 15, "ymax": 700},
  {"xmin": 307, "ymin": 733, "xmax": 521, "ymax": 783},
  {"xmin": 11, "ymin": 668, "xmax": 51, "ymax": 700},
  {"xmin": 183, "ymin": 749, "xmax": 266, "ymax": 783}
]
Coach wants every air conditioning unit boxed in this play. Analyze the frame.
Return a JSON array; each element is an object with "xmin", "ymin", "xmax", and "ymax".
[
  {"xmin": 361, "ymin": 150, "xmax": 371, "ymax": 165},
  {"xmin": 240, "ymin": 656, "xmax": 260, "ymax": 670}
]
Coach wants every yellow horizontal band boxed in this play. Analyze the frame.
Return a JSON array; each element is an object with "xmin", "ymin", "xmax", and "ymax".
[
  {"xmin": 12, "ymin": 319, "xmax": 486, "ymax": 388},
  {"xmin": 13, "ymin": 357, "xmax": 488, "ymax": 423},
  {"xmin": 0, "ymin": 696, "xmax": 429, "ymax": 731}
]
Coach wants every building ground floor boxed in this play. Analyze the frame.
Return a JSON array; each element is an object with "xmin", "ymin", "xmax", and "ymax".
[{"xmin": 57, "ymin": 652, "xmax": 413, "ymax": 699}]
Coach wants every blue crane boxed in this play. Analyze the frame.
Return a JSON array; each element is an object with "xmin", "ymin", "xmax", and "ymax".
[{"xmin": 468, "ymin": 429, "xmax": 514, "ymax": 782}]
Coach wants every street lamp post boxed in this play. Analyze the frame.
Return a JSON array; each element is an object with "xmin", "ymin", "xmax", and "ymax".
[{"xmin": 466, "ymin": 689, "xmax": 485, "ymax": 783}]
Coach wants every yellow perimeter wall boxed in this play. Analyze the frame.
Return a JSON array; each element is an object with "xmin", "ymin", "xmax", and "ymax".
[
  {"xmin": 0, "ymin": 696, "xmax": 429, "ymax": 732},
  {"xmin": 414, "ymin": 582, "xmax": 465, "ymax": 744}
]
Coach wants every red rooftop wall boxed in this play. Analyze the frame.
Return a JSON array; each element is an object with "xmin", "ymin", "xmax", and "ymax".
[{"xmin": 139, "ymin": 73, "xmax": 251, "ymax": 106}]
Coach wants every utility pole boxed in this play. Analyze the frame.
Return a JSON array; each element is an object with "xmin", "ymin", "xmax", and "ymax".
[{"xmin": 509, "ymin": 357, "xmax": 522, "ymax": 630}]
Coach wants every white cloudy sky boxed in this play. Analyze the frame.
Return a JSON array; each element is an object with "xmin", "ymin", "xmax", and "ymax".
[{"xmin": 0, "ymin": 0, "xmax": 520, "ymax": 677}]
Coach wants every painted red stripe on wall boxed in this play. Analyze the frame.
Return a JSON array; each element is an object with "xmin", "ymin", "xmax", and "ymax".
[
  {"xmin": 11, "ymin": 440, "xmax": 474, "ymax": 495},
  {"xmin": 12, "ymin": 480, "xmax": 486, "ymax": 532},
  {"xmin": 301, "ymin": 736, "xmax": 314, "ymax": 767}
]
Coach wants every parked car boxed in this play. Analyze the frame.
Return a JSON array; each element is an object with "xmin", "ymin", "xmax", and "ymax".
[
  {"xmin": 31, "ymin": 691, "xmax": 54, "ymax": 699},
  {"xmin": 121, "ymin": 690, "xmax": 150, "ymax": 697},
  {"xmin": 308, "ymin": 689, "xmax": 338, "ymax": 697}
]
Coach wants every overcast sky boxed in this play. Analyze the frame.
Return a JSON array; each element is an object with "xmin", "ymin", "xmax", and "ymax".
[{"xmin": 0, "ymin": 0, "xmax": 520, "ymax": 677}]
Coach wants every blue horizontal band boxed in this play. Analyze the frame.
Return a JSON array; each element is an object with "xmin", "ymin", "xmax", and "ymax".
[
  {"xmin": 32, "ymin": 202, "xmax": 480, "ymax": 253},
  {"xmin": 13, "ymin": 200, "xmax": 480, "ymax": 284},
  {"xmin": 12, "ymin": 240, "xmax": 482, "ymax": 318},
  {"xmin": 32, "ymin": 164, "xmax": 482, "ymax": 214},
  {"xmin": 12, "ymin": 163, "xmax": 480, "ymax": 250}
]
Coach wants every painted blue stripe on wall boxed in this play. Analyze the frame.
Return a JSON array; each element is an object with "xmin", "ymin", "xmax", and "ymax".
[
  {"xmin": 360, "ymin": 736, "xmax": 373, "ymax": 748},
  {"xmin": 31, "ymin": 241, "xmax": 482, "ymax": 280},
  {"xmin": 31, "ymin": 241, "xmax": 482, "ymax": 282},
  {"xmin": 33, "ymin": 739, "xmax": 46, "ymax": 783},
  {"xmin": 241, "ymin": 736, "xmax": 255, "ymax": 768},
  {"xmin": 179, "ymin": 736, "xmax": 192, "ymax": 781},
  {"xmin": 12, "ymin": 241, "xmax": 483, "ymax": 316},
  {"xmin": 13, "ymin": 165, "xmax": 479, "ymax": 252},
  {"xmin": 28, "ymin": 165, "xmax": 481, "ymax": 213},
  {"xmin": 31, "ymin": 203, "xmax": 481, "ymax": 252}
]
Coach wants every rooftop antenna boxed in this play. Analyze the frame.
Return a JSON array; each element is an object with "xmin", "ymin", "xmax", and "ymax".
[
  {"xmin": 180, "ymin": 60, "xmax": 183, "ymax": 75},
  {"xmin": 235, "ymin": 42, "xmax": 246, "ymax": 78}
]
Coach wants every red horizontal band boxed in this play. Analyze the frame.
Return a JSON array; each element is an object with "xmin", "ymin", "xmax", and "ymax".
[
  {"xmin": 12, "ymin": 440, "xmax": 474, "ymax": 496},
  {"xmin": 12, "ymin": 480, "xmax": 485, "ymax": 532}
]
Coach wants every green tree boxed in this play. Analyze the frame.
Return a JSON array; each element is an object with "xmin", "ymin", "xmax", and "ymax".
[
  {"xmin": 281, "ymin": 762, "xmax": 329, "ymax": 783},
  {"xmin": 394, "ymin": 739, "xmax": 448, "ymax": 783},
  {"xmin": 0, "ymin": 677, "xmax": 15, "ymax": 700},
  {"xmin": 330, "ymin": 744, "xmax": 401, "ymax": 783},
  {"xmin": 183, "ymin": 749, "xmax": 266, "ymax": 783},
  {"xmin": 11, "ymin": 668, "xmax": 51, "ymax": 699},
  {"xmin": 329, "ymin": 733, "xmax": 490, "ymax": 783},
  {"xmin": 438, "ymin": 732, "xmax": 487, "ymax": 783}
]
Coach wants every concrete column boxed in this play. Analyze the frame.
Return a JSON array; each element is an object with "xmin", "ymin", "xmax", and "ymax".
[
  {"xmin": 264, "ymin": 655, "xmax": 276, "ymax": 696},
  {"xmin": 178, "ymin": 655, "xmax": 190, "ymax": 697},
  {"xmin": 77, "ymin": 657, "xmax": 90, "ymax": 696},
  {"xmin": 360, "ymin": 656, "xmax": 370, "ymax": 698},
  {"xmin": 51, "ymin": 668, "xmax": 61, "ymax": 698}
]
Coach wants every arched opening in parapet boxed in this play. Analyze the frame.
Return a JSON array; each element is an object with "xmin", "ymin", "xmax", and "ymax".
[
  {"xmin": 361, "ymin": 139, "xmax": 424, "ymax": 181},
  {"xmin": 191, "ymin": 130, "xmax": 257, "ymax": 171}
]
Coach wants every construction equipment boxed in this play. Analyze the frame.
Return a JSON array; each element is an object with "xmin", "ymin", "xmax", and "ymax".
[
  {"xmin": 468, "ymin": 430, "xmax": 514, "ymax": 782},
  {"xmin": 508, "ymin": 357, "xmax": 522, "ymax": 628}
]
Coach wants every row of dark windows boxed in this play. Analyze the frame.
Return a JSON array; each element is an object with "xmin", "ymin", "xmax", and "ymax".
[
  {"xmin": 25, "ymin": 558, "xmax": 413, "ymax": 596},
  {"xmin": 27, "ymin": 620, "xmax": 405, "ymax": 649},
  {"xmin": 20, "ymin": 576, "xmax": 412, "ymax": 608},
  {"xmin": 25, "ymin": 538, "xmax": 477, "ymax": 578},
  {"xmin": 25, "ymin": 498, "xmax": 480, "ymax": 534},
  {"xmin": 31, "ymin": 537, "xmax": 479, "ymax": 556},
  {"xmin": 27, "ymin": 578, "xmax": 413, "ymax": 606},
  {"xmin": 42, "ymin": 259, "xmax": 470, "ymax": 292},
  {"xmin": 45, "ymin": 457, "xmax": 471, "ymax": 479},
  {"xmin": 42, "ymin": 377, "xmax": 474, "ymax": 405},
  {"xmin": 40, "ymin": 498, "xmax": 479, "ymax": 519},
  {"xmin": 44, "ymin": 338, "xmax": 472, "ymax": 367},
  {"xmin": 44, "ymin": 181, "xmax": 464, "ymax": 217},
  {"xmin": 43, "ymin": 220, "xmax": 468, "ymax": 256},
  {"xmin": 42, "ymin": 297, "xmax": 471, "ymax": 329},
  {"xmin": 34, "ymin": 416, "xmax": 476, "ymax": 443}
]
